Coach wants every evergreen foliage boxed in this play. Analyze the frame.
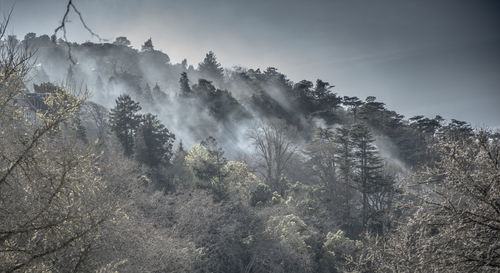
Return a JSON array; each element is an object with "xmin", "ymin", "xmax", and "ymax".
[
  {"xmin": 135, "ymin": 113, "xmax": 175, "ymax": 167},
  {"xmin": 109, "ymin": 94, "xmax": 142, "ymax": 156}
]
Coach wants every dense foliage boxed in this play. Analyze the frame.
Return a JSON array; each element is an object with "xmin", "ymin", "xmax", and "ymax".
[{"xmin": 1, "ymin": 27, "xmax": 498, "ymax": 273}]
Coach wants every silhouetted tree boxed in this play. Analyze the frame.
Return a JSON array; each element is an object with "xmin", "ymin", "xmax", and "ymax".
[
  {"xmin": 342, "ymin": 96, "xmax": 364, "ymax": 122},
  {"xmin": 142, "ymin": 83, "xmax": 153, "ymax": 104},
  {"xmin": 113, "ymin": 36, "xmax": 131, "ymax": 47},
  {"xmin": 198, "ymin": 51, "xmax": 224, "ymax": 85},
  {"xmin": 109, "ymin": 94, "xmax": 142, "ymax": 156},
  {"xmin": 141, "ymin": 38, "xmax": 154, "ymax": 51},
  {"xmin": 179, "ymin": 72, "xmax": 192, "ymax": 97},
  {"xmin": 152, "ymin": 83, "xmax": 168, "ymax": 102},
  {"xmin": 438, "ymin": 119, "xmax": 474, "ymax": 141},
  {"xmin": 135, "ymin": 113, "xmax": 175, "ymax": 168}
]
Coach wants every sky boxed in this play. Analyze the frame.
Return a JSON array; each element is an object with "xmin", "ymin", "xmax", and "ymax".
[{"xmin": 2, "ymin": 0, "xmax": 500, "ymax": 128}]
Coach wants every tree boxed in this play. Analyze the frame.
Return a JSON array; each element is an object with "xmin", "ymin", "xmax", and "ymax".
[
  {"xmin": 152, "ymin": 83, "xmax": 168, "ymax": 102},
  {"xmin": 438, "ymin": 119, "xmax": 474, "ymax": 141},
  {"xmin": 7, "ymin": 35, "xmax": 19, "ymax": 49},
  {"xmin": 185, "ymin": 137, "xmax": 229, "ymax": 200},
  {"xmin": 179, "ymin": 72, "xmax": 192, "ymax": 97},
  {"xmin": 265, "ymin": 214, "xmax": 317, "ymax": 273},
  {"xmin": 293, "ymin": 80, "xmax": 315, "ymax": 114},
  {"xmin": 82, "ymin": 101, "xmax": 108, "ymax": 146},
  {"xmin": 350, "ymin": 124, "xmax": 385, "ymax": 229},
  {"xmin": 73, "ymin": 113, "xmax": 88, "ymax": 143},
  {"xmin": 33, "ymin": 82, "xmax": 59, "ymax": 93},
  {"xmin": 312, "ymin": 79, "xmax": 342, "ymax": 117},
  {"xmin": 113, "ymin": 36, "xmax": 131, "ymax": 47},
  {"xmin": 412, "ymin": 130, "xmax": 500, "ymax": 271},
  {"xmin": 23, "ymin": 32, "xmax": 37, "ymax": 48},
  {"xmin": 168, "ymin": 141, "xmax": 192, "ymax": 188},
  {"xmin": 191, "ymin": 78, "xmax": 249, "ymax": 121},
  {"xmin": 141, "ymin": 38, "xmax": 154, "ymax": 51},
  {"xmin": 0, "ymin": 29, "xmax": 117, "ymax": 270},
  {"xmin": 135, "ymin": 113, "xmax": 175, "ymax": 168},
  {"xmin": 109, "ymin": 94, "xmax": 142, "ymax": 156},
  {"xmin": 306, "ymin": 128, "xmax": 337, "ymax": 190},
  {"xmin": 358, "ymin": 96, "xmax": 386, "ymax": 125},
  {"xmin": 198, "ymin": 51, "xmax": 224, "ymax": 85},
  {"xmin": 333, "ymin": 125, "xmax": 356, "ymax": 228},
  {"xmin": 351, "ymin": 131, "xmax": 500, "ymax": 272},
  {"xmin": 342, "ymin": 96, "xmax": 363, "ymax": 122},
  {"xmin": 141, "ymin": 83, "xmax": 153, "ymax": 105},
  {"xmin": 249, "ymin": 119, "xmax": 297, "ymax": 195}
]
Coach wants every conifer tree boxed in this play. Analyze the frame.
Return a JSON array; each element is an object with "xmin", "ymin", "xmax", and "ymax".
[
  {"xmin": 342, "ymin": 96, "xmax": 363, "ymax": 122},
  {"xmin": 198, "ymin": 51, "xmax": 224, "ymax": 85},
  {"xmin": 135, "ymin": 113, "xmax": 175, "ymax": 168},
  {"xmin": 109, "ymin": 94, "xmax": 142, "ymax": 156},
  {"xmin": 142, "ymin": 83, "xmax": 153, "ymax": 104},
  {"xmin": 350, "ymin": 123, "xmax": 384, "ymax": 228},
  {"xmin": 141, "ymin": 37, "xmax": 154, "ymax": 51},
  {"xmin": 152, "ymin": 82, "xmax": 168, "ymax": 102},
  {"xmin": 306, "ymin": 127, "xmax": 337, "ymax": 193},
  {"xmin": 333, "ymin": 125, "xmax": 356, "ymax": 225},
  {"xmin": 73, "ymin": 114, "xmax": 88, "ymax": 144},
  {"xmin": 179, "ymin": 72, "xmax": 192, "ymax": 97}
]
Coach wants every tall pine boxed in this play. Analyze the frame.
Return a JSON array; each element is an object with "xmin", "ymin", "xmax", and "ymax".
[
  {"xmin": 350, "ymin": 123, "xmax": 384, "ymax": 228},
  {"xmin": 179, "ymin": 72, "xmax": 192, "ymax": 97},
  {"xmin": 333, "ymin": 125, "xmax": 356, "ymax": 227},
  {"xmin": 109, "ymin": 94, "xmax": 142, "ymax": 156},
  {"xmin": 198, "ymin": 51, "xmax": 224, "ymax": 86}
]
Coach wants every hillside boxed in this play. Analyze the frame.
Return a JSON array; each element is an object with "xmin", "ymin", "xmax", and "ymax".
[{"xmin": 1, "ymin": 31, "xmax": 498, "ymax": 273}]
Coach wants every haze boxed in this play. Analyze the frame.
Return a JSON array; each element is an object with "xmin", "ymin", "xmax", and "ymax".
[{"xmin": 3, "ymin": 0, "xmax": 500, "ymax": 128}]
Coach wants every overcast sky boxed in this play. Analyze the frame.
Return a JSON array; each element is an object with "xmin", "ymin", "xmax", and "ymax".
[{"xmin": 3, "ymin": 0, "xmax": 500, "ymax": 128}]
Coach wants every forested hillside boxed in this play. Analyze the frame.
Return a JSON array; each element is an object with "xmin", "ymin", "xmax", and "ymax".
[{"xmin": 1, "ymin": 25, "xmax": 499, "ymax": 273}]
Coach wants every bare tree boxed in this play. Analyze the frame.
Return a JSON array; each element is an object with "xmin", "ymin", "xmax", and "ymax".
[
  {"xmin": 82, "ymin": 101, "xmax": 109, "ymax": 145},
  {"xmin": 249, "ymin": 119, "xmax": 297, "ymax": 195}
]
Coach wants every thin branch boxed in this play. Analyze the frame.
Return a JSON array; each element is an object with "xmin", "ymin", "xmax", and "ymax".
[{"xmin": 53, "ymin": 0, "xmax": 103, "ymax": 64}]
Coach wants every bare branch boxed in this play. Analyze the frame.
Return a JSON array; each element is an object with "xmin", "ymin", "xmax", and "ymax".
[{"xmin": 53, "ymin": 0, "xmax": 103, "ymax": 64}]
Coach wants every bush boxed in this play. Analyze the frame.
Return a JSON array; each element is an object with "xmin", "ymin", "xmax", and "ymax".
[{"xmin": 250, "ymin": 183, "xmax": 272, "ymax": 206}]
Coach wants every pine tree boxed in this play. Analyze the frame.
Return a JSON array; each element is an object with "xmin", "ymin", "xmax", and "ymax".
[
  {"xmin": 306, "ymin": 127, "xmax": 337, "ymax": 193},
  {"xmin": 179, "ymin": 72, "xmax": 192, "ymax": 97},
  {"xmin": 333, "ymin": 125, "xmax": 356, "ymax": 226},
  {"xmin": 141, "ymin": 38, "xmax": 154, "ymax": 51},
  {"xmin": 142, "ymin": 83, "xmax": 153, "ymax": 104},
  {"xmin": 109, "ymin": 94, "xmax": 142, "ymax": 156},
  {"xmin": 198, "ymin": 51, "xmax": 224, "ymax": 85},
  {"xmin": 152, "ymin": 83, "xmax": 168, "ymax": 102},
  {"xmin": 342, "ymin": 96, "xmax": 364, "ymax": 122},
  {"xmin": 73, "ymin": 114, "xmax": 88, "ymax": 144},
  {"xmin": 169, "ymin": 141, "xmax": 190, "ymax": 188},
  {"xmin": 181, "ymin": 58, "xmax": 188, "ymax": 70},
  {"xmin": 200, "ymin": 136, "xmax": 229, "ymax": 200},
  {"xmin": 135, "ymin": 113, "xmax": 175, "ymax": 168},
  {"xmin": 350, "ymin": 123, "xmax": 384, "ymax": 228}
]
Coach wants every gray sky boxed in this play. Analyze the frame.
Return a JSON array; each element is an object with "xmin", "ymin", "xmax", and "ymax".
[{"xmin": 3, "ymin": 0, "xmax": 500, "ymax": 128}]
